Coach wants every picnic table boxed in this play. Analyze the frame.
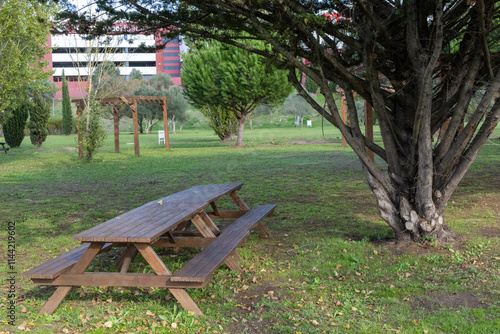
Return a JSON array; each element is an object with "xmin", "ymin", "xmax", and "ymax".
[
  {"xmin": 0, "ymin": 142, "xmax": 9, "ymax": 154},
  {"xmin": 23, "ymin": 183, "xmax": 275, "ymax": 316}
]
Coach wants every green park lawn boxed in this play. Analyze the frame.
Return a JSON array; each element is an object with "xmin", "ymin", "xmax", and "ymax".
[{"xmin": 1, "ymin": 125, "xmax": 499, "ymax": 333}]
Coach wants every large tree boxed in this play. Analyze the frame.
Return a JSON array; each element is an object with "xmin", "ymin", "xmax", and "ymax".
[
  {"xmin": 182, "ymin": 40, "xmax": 293, "ymax": 146},
  {"xmin": 61, "ymin": 1, "xmax": 500, "ymax": 242},
  {"xmin": 0, "ymin": 0, "xmax": 55, "ymax": 123}
]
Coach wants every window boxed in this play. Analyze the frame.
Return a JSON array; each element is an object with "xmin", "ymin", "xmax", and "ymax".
[{"xmin": 163, "ymin": 65, "xmax": 180, "ymax": 70}]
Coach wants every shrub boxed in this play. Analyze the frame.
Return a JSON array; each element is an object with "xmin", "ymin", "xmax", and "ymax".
[
  {"xmin": 29, "ymin": 92, "xmax": 50, "ymax": 148},
  {"xmin": 2, "ymin": 101, "xmax": 30, "ymax": 147}
]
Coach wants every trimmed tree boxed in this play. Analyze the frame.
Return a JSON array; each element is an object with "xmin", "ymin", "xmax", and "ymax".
[
  {"xmin": 29, "ymin": 92, "xmax": 50, "ymax": 148},
  {"xmin": 61, "ymin": 71, "xmax": 73, "ymax": 135},
  {"xmin": 181, "ymin": 40, "xmax": 293, "ymax": 146},
  {"xmin": 61, "ymin": 1, "xmax": 500, "ymax": 242},
  {"xmin": 2, "ymin": 100, "xmax": 30, "ymax": 148}
]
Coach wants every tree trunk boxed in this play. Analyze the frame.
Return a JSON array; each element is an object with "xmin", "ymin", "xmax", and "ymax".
[
  {"xmin": 235, "ymin": 114, "xmax": 246, "ymax": 147},
  {"xmin": 138, "ymin": 116, "xmax": 143, "ymax": 134}
]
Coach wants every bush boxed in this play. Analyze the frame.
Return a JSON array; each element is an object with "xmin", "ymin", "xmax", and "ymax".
[
  {"xmin": 2, "ymin": 101, "xmax": 30, "ymax": 147},
  {"xmin": 29, "ymin": 92, "xmax": 50, "ymax": 148}
]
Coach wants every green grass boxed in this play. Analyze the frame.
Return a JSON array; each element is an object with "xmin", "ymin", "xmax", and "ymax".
[{"xmin": 1, "ymin": 125, "xmax": 499, "ymax": 333}]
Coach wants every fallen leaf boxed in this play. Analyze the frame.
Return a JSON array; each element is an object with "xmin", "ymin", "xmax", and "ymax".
[
  {"xmin": 351, "ymin": 307, "xmax": 357, "ymax": 311},
  {"xmin": 405, "ymin": 272, "xmax": 411, "ymax": 278},
  {"xmin": 311, "ymin": 320, "xmax": 319, "ymax": 326},
  {"xmin": 146, "ymin": 310, "xmax": 154, "ymax": 316},
  {"xmin": 413, "ymin": 319, "xmax": 420, "ymax": 326},
  {"xmin": 103, "ymin": 321, "xmax": 113, "ymax": 328},
  {"xmin": 390, "ymin": 284, "xmax": 396, "ymax": 289},
  {"xmin": 21, "ymin": 307, "xmax": 27, "ymax": 313},
  {"xmin": 17, "ymin": 321, "xmax": 27, "ymax": 331}
]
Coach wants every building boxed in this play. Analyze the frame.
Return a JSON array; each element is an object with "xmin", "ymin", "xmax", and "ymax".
[{"xmin": 46, "ymin": 25, "xmax": 182, "ymax": 98}]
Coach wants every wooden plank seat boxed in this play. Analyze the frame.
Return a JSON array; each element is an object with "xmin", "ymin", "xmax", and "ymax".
[
  {"xmin": 23, "ymin": 243, "xmax": 113, "ymax": 280},
  {"xmin": 171, "ymin": 204, "xmax": 276, "ymax": 283}
]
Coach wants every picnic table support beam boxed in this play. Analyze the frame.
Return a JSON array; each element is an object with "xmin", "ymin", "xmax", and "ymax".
[
  {"xmin": 161, "ymin": 100, "xmax": 170, "ymax": 150},
  {"xmin": 39, "ymin": 242, "xmax": 104, "ymax": 315},
  {"xmin": 134, "ymin": 243, "xmax": 203, "ymax": 316}
]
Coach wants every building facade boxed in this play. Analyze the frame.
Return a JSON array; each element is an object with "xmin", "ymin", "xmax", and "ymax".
[{"xmin": 47, "ymin": 26, "xmax": 181, "ymax": 98}]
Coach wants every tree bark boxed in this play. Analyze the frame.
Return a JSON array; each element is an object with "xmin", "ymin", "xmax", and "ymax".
[{"xmin": 235, "ymin": 114, "xmax": 246, "ymax": 147}]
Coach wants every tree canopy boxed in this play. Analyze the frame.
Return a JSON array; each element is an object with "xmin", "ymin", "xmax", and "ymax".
[
  {"xmin": 182, "ymin": 39, "xmax": 292, "ymax": 146},
  {"xmin": 60, "ymin": 1, "xmax": 500, "ymax": 242},
  {"xmin": 0, "ymin": 0, "xmax": 55, "ymax": 123}
]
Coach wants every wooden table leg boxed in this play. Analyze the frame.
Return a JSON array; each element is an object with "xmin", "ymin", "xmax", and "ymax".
[
  {"xmin": 199, "ymin": 211, "xmax": 220, "ymax": 236},
  {"xmin": 134, "ymin": 243, "xmax": 203, "ymax": 315},
  {"xmin": 39, "ymin": 243, "xmax": 104, "ymax": 315},
  {"xmin": 191, "ymin": 214, "xmax": 217, "ymax": 238},
  {"xmin": 116, "ymin": 244, "xmax": 139, "ymax": 273},
  {"xmin": 229, "ymin": 191, "xmax": 250, "ymax": 210}
]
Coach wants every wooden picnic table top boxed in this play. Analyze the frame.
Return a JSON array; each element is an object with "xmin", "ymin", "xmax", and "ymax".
[{"xmin": 72, "ymin": 182, "xmax": 244, "ymax": 244}]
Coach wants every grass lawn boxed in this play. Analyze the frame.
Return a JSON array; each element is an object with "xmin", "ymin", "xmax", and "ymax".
[{"xmin": 1, "ymin": 125, "xmax": 499, "ymax": 333}]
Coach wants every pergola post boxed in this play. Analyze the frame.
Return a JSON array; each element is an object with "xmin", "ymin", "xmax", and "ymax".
[
  {"xmin": 131, "ymin": 98, "xmax": 140, "ymax": 156},
  {"xmin": 72, "ymin": 99, "xmax": 85, "ymax": 159},
  {"xmin": 364, "ymin": 100, "xmax": 374, "ymax": 162},
  {"xmin": 113, "ymin": 104, "xmax": 120, "ymax": 153},
  {"xmin": 161, "ymin": 100, "xmax": 170, "ymax": 150}
]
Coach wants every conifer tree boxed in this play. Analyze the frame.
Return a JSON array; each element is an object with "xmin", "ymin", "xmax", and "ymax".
[
  {"xmin": 61, "ymin": 71, "xmax": 73, "ymax": 135},
  {"xmin": 2, "ymin": 100, "xmax": 29, "ymax": 148},
  {"xmin": 29, "ymin": 92, "xmax": 50, "ymax": 148}
]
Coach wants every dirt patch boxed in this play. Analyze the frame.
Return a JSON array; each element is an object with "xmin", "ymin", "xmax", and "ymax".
[
  {"xmin": 225, "ymin": 284, "xmax": 286, "ymax": 333},
  {"xmin": 376, "ymin": 236, "xmax": 467, "ymax": 256},
  {"xmin": 479, "ymin": 227, "xmax": 500, "ymax": 238},
  {"xmin": 411, "ymin": 292, "xmax": 489, "ymax": 312},
  {"xmin": 286, "ymin": 140, "xmax": 336, "ymax": 145}
]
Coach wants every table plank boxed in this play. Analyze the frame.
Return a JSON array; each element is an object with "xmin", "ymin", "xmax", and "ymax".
[{"xmin": 73, "ymin": 183, "xmax": 244, "ymax": 243}]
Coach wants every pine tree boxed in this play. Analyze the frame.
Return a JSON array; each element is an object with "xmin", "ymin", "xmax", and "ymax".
[
  {"xmin": 61, "ymin": 71, "xmax": 73, "ymax": 135},
  {"xmin": 29, "ymin": 92, "xmax": 50, "ymax": 148},
  {"xmin": 2, "ymin": 101, "xmax": 30, "ymax": 148}
]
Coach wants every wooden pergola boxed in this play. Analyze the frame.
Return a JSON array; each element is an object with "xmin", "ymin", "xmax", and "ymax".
[{"xmin": 72, "ymin": 96, "xmax": 171, "ymax": 157}]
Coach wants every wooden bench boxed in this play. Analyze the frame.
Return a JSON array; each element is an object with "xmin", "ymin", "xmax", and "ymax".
[
  {"xmin": 23, "ymin": 243, "xmax": 113, "ymax": 280},
  {"xmin": 0, "ymin": 142, "xmax": 9, "ymax": 154},
  {"xmin": 171, "ymin": 204, "xmax": 276, "ymax": 283}
]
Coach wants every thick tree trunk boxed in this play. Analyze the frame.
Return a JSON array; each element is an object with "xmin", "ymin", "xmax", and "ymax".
[{"xmin": 235, "ymin": 115, "xmax": 246, "ymax": 146}]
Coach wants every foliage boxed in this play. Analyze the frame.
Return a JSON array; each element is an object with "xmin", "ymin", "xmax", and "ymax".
[
  {"xmin": 91, "ymin": 61, "xmax": 125, "ymax": 98},
  {"xmin": 281, "ymin": 92, "xmax": 317, "ymax": 128},
  {"xmin": 199, "ymin": 105, "xmax": 237, "ymax": 141},
  {"xmin": 61, "ymin": 0, "xmax": 500, "ymax": 242},
  {"xmin": 77, "ymin": 98, "xmax": 107, "ymax": 161},
  {"xmin": 0, "ymin": 0, "xmax": 55, "ymax": 121},
  {"xmin": 130, "ymin": 68, "xmax": 143, "ymax": 80},
  {"xmin": 62, "ymin": 72, "xmax": 73, "ymax": 135},
  {"xmin": 2, "ymin": 100, "xmax": 29, "ymax": 147},
  {"xmin": 28, "ymin": 92, "xmax": 50, "ymax": 148},
  {"xmin": 304, "ymin": 76, "xmax": 318, "ymax": 94},
  {"xmin": 134, "ymin": 73, "xmax": 189, "ymax": 134},
  {"xmin": 181, "ymin": 39, "xmax": 293, "ymax": 146}
]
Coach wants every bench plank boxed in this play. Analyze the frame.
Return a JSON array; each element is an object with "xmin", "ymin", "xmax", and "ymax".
[
  {"xmin": 171, "ymin": 205, "xmax": 275, "ymax": 283},
  {"xmin": 22, "ymin": 243, "xmax": 113, "ymax": 279}
]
